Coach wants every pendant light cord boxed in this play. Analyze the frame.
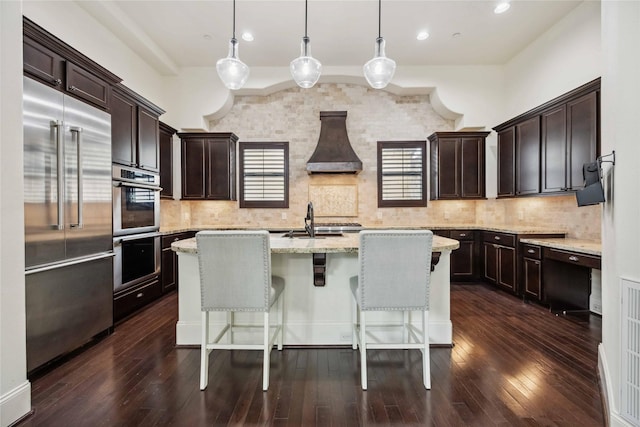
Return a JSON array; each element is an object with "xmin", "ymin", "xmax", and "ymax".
[
  {"xmin": 304, "ymin": 0, "xmax": 308, "ymax": 37},
  {"xmin": 377, "ymin": 0, "xmax": 382, "ymax": 39},
  {"xmin": 232, "ymin": 0, "xmax": 237, "ymax": 40}
]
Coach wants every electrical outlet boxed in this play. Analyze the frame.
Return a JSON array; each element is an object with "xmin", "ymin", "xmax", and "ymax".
[
  {"xmin": 443, "ymin": 211, "xmax": 450, "ymax": 220},
  {"xmin": 518, "ymin": 211, "xmax": 524, "ymax": 221},
  {"xmin": 281, "ymin": 212, "xmax": 287, "ymax": 220}
]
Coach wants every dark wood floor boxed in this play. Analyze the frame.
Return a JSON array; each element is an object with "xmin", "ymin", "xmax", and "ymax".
[{"xmin": 19, "ymin": 284, "xmax": 604, "ymax": 426}]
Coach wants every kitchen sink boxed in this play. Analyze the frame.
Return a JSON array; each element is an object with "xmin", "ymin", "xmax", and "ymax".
[{"xmin": 282, "ymin": 232, "xmax": 344, "ymax": 239}]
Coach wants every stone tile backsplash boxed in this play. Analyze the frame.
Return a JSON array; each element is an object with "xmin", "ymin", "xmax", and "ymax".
[{"xmin": 161, "ymin": 83, "xmax": 601, "ymax": 240}]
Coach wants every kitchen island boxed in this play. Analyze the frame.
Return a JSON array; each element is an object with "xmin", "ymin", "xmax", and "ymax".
[{"xmin": 172, "ymin": 232, "xmax": 459, "ymax": 347}]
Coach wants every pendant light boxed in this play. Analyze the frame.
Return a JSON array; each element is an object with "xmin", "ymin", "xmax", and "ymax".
[
  {"xmin": 363, "ymin": 0, "xmax": 396, "ymax": 89},
  {"xmin": 290, "ymin": 0, "xmax": 322, "ymax": 89},
  {"xmin": 216, "ymin": 0, "xmax": 249, "ymax": 90}
]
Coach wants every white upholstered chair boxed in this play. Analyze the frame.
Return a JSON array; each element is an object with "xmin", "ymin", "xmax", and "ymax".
[
  {"xmin": 196, "ymin": 230, "xmax": 285, "ymax": 391},
  {"xmin": 350, "ymin": 230, "xmax": 433, "ymax": 390}
]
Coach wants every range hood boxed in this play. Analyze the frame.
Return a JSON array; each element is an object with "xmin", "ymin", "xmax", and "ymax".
[{"xmin": 306, "ymin": 111, "xmax": 363, "ymax": 174}]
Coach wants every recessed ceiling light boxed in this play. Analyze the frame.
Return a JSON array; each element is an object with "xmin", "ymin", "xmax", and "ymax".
[
  {"xmin": 494, "ymin": 1, "xmax": 511, "ymax": 14},
  {"xmin": 203, "ymin": 34, "xmax": 212, "ymax": 40},
  {"xmin": 241, "ymin": 32, "xmax": 254, "ymax": 42},
  {"xmin": 452, "ymin": 32, "xmax": 462, "ymax": 38},
  {"xmin": 417, "ymin": 31, "xmax": 430, "ymax": 41}
]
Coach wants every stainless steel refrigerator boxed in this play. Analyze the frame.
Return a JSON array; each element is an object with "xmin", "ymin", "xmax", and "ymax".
[{"xmin": 23, "ymin": 76, "xmax": 114, "ymax": 373}]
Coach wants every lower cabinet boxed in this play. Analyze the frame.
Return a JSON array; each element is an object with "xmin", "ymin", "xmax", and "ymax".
[
  {"xmin": 434, "ymin": 229, "xmax": 478, "ymax": 281},
  {"xmin": 521, "ymin": 244, "xmax": 543, "ymax": 300},
  {"xmin": 483, "ymin": 231, "xmax": 517, "ymax": 293},
  {"xmin": 114, "ymin": 279, "xmax": 162, "ymax": 322},
  {"xmin": 161, "ymin": 231, "xmax": 196, "ymax": 293}
]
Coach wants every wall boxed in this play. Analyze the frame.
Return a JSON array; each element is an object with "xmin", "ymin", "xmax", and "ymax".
[
  {"xmin": 0, "ymin": 2, "xmax": 31, "ymax": 426},
  {"xmin": 503, "ymin": 0, "xmax": 601, "ymax": 118},
  {"xmin": 22, "ymin": 1, "xmax": 168, "ymax": 114},
  {"xmin": 600, "ymin": 1, "xmax": 640, "ymax": 425}
]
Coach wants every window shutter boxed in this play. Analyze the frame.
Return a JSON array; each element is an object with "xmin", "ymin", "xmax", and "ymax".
[
  {"xmin": 377, "ymin": 141, "xmax": 427, "ymax": 207},
  {"xmin": 239, "ymin": 142, "xmax": 289, "ymax": 208}
]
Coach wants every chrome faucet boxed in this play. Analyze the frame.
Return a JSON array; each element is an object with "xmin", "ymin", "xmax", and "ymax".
[{"xmin": 304, "ymin": 202, "xmax": 315, "ymax": 238}]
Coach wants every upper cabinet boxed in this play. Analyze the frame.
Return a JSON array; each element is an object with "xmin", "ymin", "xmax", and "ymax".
[
  {"xmin": 111, "ymin": 84, "xmax": 165, "ymax": 173},
  {"xmin": 494, "ymin": 79, "xmax": 600, "ymax": 198},
  {"xmin": 429, "ymin": 131, "xmax": 489, "ymax": 200},
  {"xmin": 159, "ymin": 122, "xmax": 178, "ymax": 199},
  {"xmin": 179, "ymin": 132, "xmax": 238, "ymax": 201},
  {"xmin": 23, "ymin": 17, "xmax": 120, "ymax": 111}
]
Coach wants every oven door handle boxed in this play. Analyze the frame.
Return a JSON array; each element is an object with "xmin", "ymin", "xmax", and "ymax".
[
  {"xmin": 115, "ymin": 231, "xmax": 162, "ymax": 245},
  {"xmin": 113, "ymin": 181, "xmax": 163, "ymax": 192}
]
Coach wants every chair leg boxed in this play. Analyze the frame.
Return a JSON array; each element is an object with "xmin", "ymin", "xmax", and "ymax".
[
  {"xmin": 228, "ymin": 311, "xmax": 234, "ymax": 344},
  {"xmin": 263, "ymin": 312, "xmax": 270, "ymax": 391},
  {"xmin": 277, "ymin": 290, "xmax": 284, "ymax": 351},
  {"xmin": 422, "ymin": 309, "xmax": 431, "ymax": 390},
  {"xmin": 403, "ymin": 311, "xmax": 410, "ymax": 344},
  {"xmin": 200, "ymin": 311, "xmax": 210, "ymax": 391},
  {"xmin": 360, "ymin": 311, "xmax": 368, "ymax": 390},
  {"xmin": 351, "ymin": 295, "xmax": 358, "ymax": 350}
]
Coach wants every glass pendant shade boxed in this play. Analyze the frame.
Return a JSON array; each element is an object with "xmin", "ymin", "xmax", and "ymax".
[
  {"xmin": 216, "ymin": 38, "xmax": 249, "ymax": 90},
  {"xmin": 290, "ymin": 36, "xmax": 322, "ymax": 89},
  {"xmin": 363, "ymin": 37, "xmax": 396, "ymax": 89}
]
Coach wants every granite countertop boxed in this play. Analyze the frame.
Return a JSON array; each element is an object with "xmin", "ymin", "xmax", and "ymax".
[
  {"xmin": 519, "ymin": 237, "xmax": 601, "ymax": 256},
  {"xmin": 172, "ymin": 233, "xmax": 460, "ymax": 255},
  {"xmin": 160, "ymin": 224, "xmax": 567, "ymax": 236}
]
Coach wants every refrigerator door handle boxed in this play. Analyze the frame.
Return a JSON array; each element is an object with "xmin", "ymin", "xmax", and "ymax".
[
  {"xmin": 52, "ymin": 120, "xmax": 65, "ymax": 230},
  {"xmin": 69, "ymin": 126, "xmax": 84, "ymax": 229},
  {"xmin": 25, "ymin": 251, "xmax": 115, "ymax": 275}
]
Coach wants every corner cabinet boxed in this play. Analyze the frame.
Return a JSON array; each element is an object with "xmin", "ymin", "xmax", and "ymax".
[
  {"xmin": 495, "ymin": 79, "xmax": 600, "ymax": 198},
  {"xmin": 161, "ymin": 231, "xmax": 196, "ymax": 293},
  {"xmin": 428, "ymin": 132, "xmax": 489, "ymax": 200},
  {"xmin": 160, "ymin": 122, "xmax": 178, "ymax": 199},
  {"xmin": 179, "ymin": 132, "xmax": 238, "ymax": 200},
  {"xmin": 23, "ymin": 17, "xmax": 121, "ymax": 111},
  {"xmin": 111, "ymin": 84, "xmax": 165, "ymax": 173}
]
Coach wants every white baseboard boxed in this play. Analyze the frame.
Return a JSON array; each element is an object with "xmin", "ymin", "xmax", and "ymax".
[
  {"xmin": 0, "ymin": 380, "xmax": 31, "ymax": 427},
  {"xmin": 599, "ymin": 343, "xmax": 635, "ymax": 427}
]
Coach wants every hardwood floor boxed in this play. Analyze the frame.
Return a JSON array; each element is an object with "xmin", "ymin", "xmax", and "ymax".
[{"xmin": 19, "ymin": 284, "xmax": 604, "ymax": 426}]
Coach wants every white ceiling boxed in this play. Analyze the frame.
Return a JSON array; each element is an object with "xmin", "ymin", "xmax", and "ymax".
[{"xmin": 77, "ymin": 0, "xmax": 584, "ymax": 76}]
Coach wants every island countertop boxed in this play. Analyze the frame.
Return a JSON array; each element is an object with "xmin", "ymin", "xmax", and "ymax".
[{"xmin": 172, "ymin": 233, "xmax": 460, "ymax": 254}]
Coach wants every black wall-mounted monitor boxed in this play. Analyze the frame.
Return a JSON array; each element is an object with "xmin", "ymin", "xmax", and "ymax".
[{"xmin": 576, "ymin": 161, "xmax": 605, "ymax": 206}]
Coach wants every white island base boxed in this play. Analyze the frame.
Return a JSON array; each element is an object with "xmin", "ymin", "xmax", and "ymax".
[{"xmin": 174, "ymin": 234, "xmax": 456, "ymax": 347}]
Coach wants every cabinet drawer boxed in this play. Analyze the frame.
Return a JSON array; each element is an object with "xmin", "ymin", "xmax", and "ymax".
[
  {"xmin": 450, "ymin": 230, "xmax": 474, "ymax": 240},
  {"xmin": 522, "ymin": 244, "xmax": 541, "ymax": 259},
  {"xmin": 543, "ymin": 247, "xmax": 601, "ymax": 269},
  {"xmin": 114, "ymin": 279, "xmax": 161, "ymax": 321},
  {"xmin": 483, "ymin": 231, "xmax": 516, "ymax": 247}
]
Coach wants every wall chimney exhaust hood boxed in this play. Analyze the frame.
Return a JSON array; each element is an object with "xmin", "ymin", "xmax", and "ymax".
[{"xmin": 306, "ymin": 111, "xmax": 363, "ymax": 174}]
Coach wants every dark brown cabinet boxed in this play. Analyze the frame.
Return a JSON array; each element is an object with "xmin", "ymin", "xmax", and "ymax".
[
  {"xmin": 521, "ymin": 244, "xmax": 543, "ymax": 300},
  {"xmin": 497, "ymin": 128, "xmax": 515, "ymax": 197},
  {"xmin": 542, "ymin": 92, "xmax": 598, "ymax": 193},
  {"xmin": 111, "ymin": 84, "xmax": 165, "ymax": 173},
  {"xmin": 161, "ymin": 231, "xmax": 196, "ymax": 294},
  {"xmin": 429, "ymin": 132, "xmax": 489, "ymax": 200},
  {"xmin": 495, "ymin": 79, "xmax": 600, "ymax": 199},
  {"xmin": 516, "ymin": 117, "xmax": 541, "ymax": 195},
  {"xmin": 160, "ymin": 122, "xmax": 178, "ymax": 199},
  {"xmin": 483, "ymin": 232, "xmax": 517, "ymax": 293},
  {"xmin": 433, "ymin": 229, "xmax": 479, "ymax": 281},
  {"xmin": 179, "ymin": 132, "xmax": 238, "ymax": 201},
  {"xmin": 23, "ymin": 17, "xmax": 120, "ymax": 111}
]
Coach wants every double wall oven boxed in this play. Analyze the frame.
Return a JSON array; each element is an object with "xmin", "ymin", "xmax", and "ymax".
[{"xmin": 112, "ymin": 165, "xmax": 162, "ymax": 318}]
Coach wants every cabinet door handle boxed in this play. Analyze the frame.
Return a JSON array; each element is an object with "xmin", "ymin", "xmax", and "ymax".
[
  {"xmin": 527, "ymin": 249, "xmax": 535, "ymax": 254},
  {"xmin": 569, "ymin": 255, "xmax": 579, "ymax": 262},
  {"xmin": 494, "ymin": 236, "xmax": 501, "ymax": 241},
  {"xmin": 136, "ymin": 292, "xmax": 144, "ymax": 298},
  {"xmin": 459, "ymin": 233, "xmax": 466, "ymax": 237},
  {"xmin": 52, "ymin": 78, "xmax": 62, "ymax": 86},
  {"xmin": 68, "ymin": 85, "xmax": 77, "ymax": 91}
]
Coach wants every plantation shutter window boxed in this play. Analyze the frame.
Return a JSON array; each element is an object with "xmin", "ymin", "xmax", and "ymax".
[
  {"xmin": 377, "ymin": 141, "xmax": 427, "ymax": 207},
  {"xmin": 239, "ymin": 142, "xmax": 289, "ymax": 208}
]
